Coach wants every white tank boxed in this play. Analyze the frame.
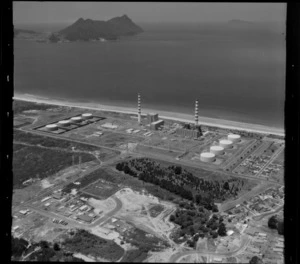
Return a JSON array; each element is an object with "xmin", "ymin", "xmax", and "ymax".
[
  {"xmin": 219, "ymin": 139, "xmax": 233, "ymax": 149},
  {"xmin": 45, "ymin": 124, "xmax": 58, "ymax": 131},
  {"xmin": 210, "ymin": 145, "xmax": 225, "ymax": 155},
  {"xmin": 82, "ymin": 113, "xmax": 93, "ymax": 120},
  {"xmin": 58, "ymin": 120, "xmax": 70, "ymax": 127},
  {"xmin": 200, "ymin": 152, "xmax": 216, "ymax": 162},
  {"xmin": 70, "ymin": 116, "xmax": 82, "ymax": 123},
  {"xmin": 228, "ymin": 134, "xmax": 241, "ymax": 142}
]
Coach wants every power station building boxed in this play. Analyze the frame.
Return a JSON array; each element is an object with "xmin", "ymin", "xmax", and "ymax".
[
  {"xmin": 175, "ymin": 99, "xmax": 202, "ymax": 138},
  {"xmin": 176, "ymin": 127, "xmax": 201, "ymax": 138},
  {"xmin": 147, "ymin": 113, "xmax": 159, "ymax": 124},
  {"xmin": 150, "ymin": 119, "xmax": 164, "ymax": 130}
]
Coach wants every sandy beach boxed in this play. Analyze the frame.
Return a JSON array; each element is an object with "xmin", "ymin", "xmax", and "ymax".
[{"xmin": 14, "ymin": 93, "xmax": 284, "ymax": 136}]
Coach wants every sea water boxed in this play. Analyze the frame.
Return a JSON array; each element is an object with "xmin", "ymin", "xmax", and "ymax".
[{"xmin": 14, "ymin": 22, "xmax": 285, "ymax": 128}]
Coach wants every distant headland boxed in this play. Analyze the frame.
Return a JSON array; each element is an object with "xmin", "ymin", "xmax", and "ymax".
[{"xmin": 14, "ymin": 15, "xmax": 143, "ymax": 43}]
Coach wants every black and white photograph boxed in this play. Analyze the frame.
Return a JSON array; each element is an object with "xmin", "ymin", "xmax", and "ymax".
[{"xmin": 11, "ymin": 2, "xmax": 287, "ymax": 263}]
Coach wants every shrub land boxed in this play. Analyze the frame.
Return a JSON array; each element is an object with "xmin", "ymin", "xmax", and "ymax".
[
  {"xmin": 14, "ymin": 129, "xmax": 100, "ymax": 152},
  {"xmin": 62, "ymin": 229, "xmax": 124, "ymax": 261},
  {"xmin": 13, "ymin": 99, "xmax": 58, "ymax": 114},
  {"xmin": 13, "ymin": 143, "xmax": 95, "ymax": 189},
  {"xmin": 121, "ymin": 227, "xmax": 169, "ymax": 262},
  {"xmin": 11, "ymin": 237, "xmax": 82, "ymax": 262}
]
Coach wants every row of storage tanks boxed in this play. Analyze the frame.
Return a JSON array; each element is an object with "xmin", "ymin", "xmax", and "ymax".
[
  {"xmin": 200, "ymin": 134, "xmax": 241, "ymax": 162},
  {"xmin": 44, "ymin": 113, "xmax": 93, "ymax": 131}
]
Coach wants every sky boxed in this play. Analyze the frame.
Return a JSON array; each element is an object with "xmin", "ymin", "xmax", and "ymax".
[{"xmin": 13, "ymin": 2, "xmax": 286, "ymax": 25}]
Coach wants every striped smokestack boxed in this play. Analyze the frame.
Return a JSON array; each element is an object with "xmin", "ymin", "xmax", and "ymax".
[
  {"xmin": 138, "ymin": 93, "xmax": 141, "ymax": 124},
  {"xmin": 195, "ymin": 99, "xmax": 199, "ymax": 126}
]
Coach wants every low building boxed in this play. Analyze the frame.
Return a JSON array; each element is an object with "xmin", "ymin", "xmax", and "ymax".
[
  {"xmin": 77, "ymin": 214, "xmax": 93, "ymax": 223},
  {"xmin": 79, "ymin": 205, "xmax": 88, "ymax": 211},
  {"xmin": 41, "ymin": 196, "xmax": 51, "ymax": 202},
  {"xmin": 245, "ymin": 227, "xmax": 257, "ymax": 236},
  {"xmin": 52, "ymin": 192, "xmax": 63, "ymax": 200},
  {"xmin": 150, "ymin": 120, "xmax": 164, "ymax": 130},
  {"xmin": 19, "ymin": 209, "xmax": 29, "ymax": 215}
]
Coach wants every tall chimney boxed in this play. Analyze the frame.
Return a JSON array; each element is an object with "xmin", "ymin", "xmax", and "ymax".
[
  {"xmin": 138, "ymin": 93, "xmax": 141, "ymax": 124},
  {"xmin": 195, "ymin": 99, "xmax": 199, "ymax": 126}
]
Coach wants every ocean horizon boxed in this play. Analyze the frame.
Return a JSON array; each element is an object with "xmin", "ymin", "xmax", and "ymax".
[{"xmin": 14, "ymin": 22, "xmax": 285, "ymax": 129}]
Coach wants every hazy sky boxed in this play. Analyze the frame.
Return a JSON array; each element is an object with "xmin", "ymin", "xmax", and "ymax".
[{"xmin": 13, "ymin": 2, "xmax": 286, "ymax": 25}]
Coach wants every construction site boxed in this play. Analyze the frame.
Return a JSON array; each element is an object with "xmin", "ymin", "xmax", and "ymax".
[{"xmin": 12, "ymin": 97, "xmax": 285, "ymax": 263}]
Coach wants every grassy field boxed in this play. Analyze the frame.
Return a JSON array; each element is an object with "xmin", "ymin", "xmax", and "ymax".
[
  {"xmin": 80, "ymin": 179, "xmax": 119, "ymax": 199},
  {"xmin": 13, "ymin": 143, "xmax": 95, "ymax": 189},
  {"xmin": 62, "ymin": 172, "xmax": 103, "ymax": 194}
]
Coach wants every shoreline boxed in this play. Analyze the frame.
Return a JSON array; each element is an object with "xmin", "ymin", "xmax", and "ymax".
[{"xmin": 14, "ymin": 93, "xmax": 284, "ymax": 136}]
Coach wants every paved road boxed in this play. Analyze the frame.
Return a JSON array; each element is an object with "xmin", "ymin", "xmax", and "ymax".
[
  {"xmin": 24, "ymin": 195, "xmax": 123, "ymax": 231},
  {"xmin": 255, "ymin": 146, "xmax": 284, "ymax": 177},
  {"xmin": 18, "ymin": 126, "xmax": 282, "ymax": 185},
  {"xmin": 169, "ymin": 235, "xmax": 250, "ymax": 263},
  {"xmin": 252, "ymin": 204, "xmax": 284, "ymax": 221},
  {"xmin": 88, "ymin": 196, "xmax": 123, "ymax": 227},
  {"xmin": 135, "ymin": 149, "xmax": 282, "ymax": 185},
  {"xmin": 219, "ymin": 181, "xmax": 273, "ymax": 212}
]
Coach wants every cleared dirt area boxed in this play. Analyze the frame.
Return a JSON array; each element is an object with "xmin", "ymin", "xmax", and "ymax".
[
  {"xmin": 114, "ymin": 188, "xmax": 176, "ymax": 241},
  {"xmin": 87, "ymin": 197, "xmax": 116, "ymax": 215},
  {"xmin": 146, "ymin": 248, "xmax": 177, "ymax": 263}
]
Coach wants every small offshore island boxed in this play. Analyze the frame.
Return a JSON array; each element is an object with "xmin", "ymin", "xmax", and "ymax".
[
  {"xmin": 12, "ymin": 95, "xmax": 284, "ymax": 263},
  {"xmin": 14, "ymin": 14, "xmax": 143, "ymax": 43}
]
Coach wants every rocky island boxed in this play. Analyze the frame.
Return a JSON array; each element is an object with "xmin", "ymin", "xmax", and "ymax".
[{"xmin": 52, "ymin": 14, "xmax": 143, "ymax": 42}]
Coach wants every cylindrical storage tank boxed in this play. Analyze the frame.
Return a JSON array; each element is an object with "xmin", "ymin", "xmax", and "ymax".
[
  {"xmin": 82, "ymin": 113, "xmax": 93, "ymax": 120},
  {"xmin": 45, "ymin": 124, "xmax": 58, "ymax": 131},
  {"xmin": 228, "ymin": 134, "xmax": 241, "ymax": 143},
  {"xmin": 200, "ymin": 152, "xmax": 216, "ymax": 162},
  {"xmin": 210, "ymin": 145, "xmax": 225, "ymax": 155},
  {"xmin": 70, "ymin": 116, "xmax": 82, "ymax": 123},
  {"xmin": 58, "ymin": 120, "xmax": 70, "ymax": 127},
  {"xmin": 219, "ymin": 139, "xmax": 233, "ymax": 149}
]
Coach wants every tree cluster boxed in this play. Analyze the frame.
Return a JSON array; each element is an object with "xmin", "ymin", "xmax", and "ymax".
[
  {"xmin": 268, "ymin": 215, "xmax": 284, "ymax": 235},
  {"xmin": 116, "ymin": 158, "xmax": 241, "ymax": 210},
  {"xmin": 169, "ymin": 207, "xmax": 226, "ymax": 242}
]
